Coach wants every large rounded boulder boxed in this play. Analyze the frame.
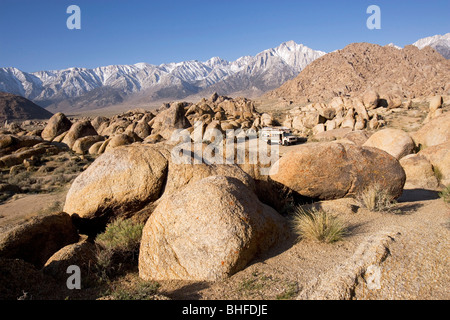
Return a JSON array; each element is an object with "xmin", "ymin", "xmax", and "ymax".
[
  {"xmin": 418, "ymin": 141, "xmax": 450, "ymax": 186},
  {"xmin": 363, "ymin": 128, "xmax": 415, "ymax": 159},
  {"xmin": 63, "ymin": 144, "xmax": 169, "ymax": 224},
  {"xmin": 41, "ymin": 112, "xmax": 72, "ymax": 141},
  {"xmin": 269, "ymin": 142, "xmax": 406, "ymax": 200},
  {"xmin": 139, "ymin": 175, "xmax": 288, "ymax": 281},
  {"xmin": 412, "ymin": 113, "xmax": 450, "ymax": 148},
  {"xmin": 61, "ymin": 120, "xmax": 98, "ymax": 149},
  {"xmin": 399, "ymin": 154, "xmax": 439, "ymax": 189}
]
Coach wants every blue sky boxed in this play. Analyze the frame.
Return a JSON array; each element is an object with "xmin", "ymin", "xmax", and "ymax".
[{"xmin": 0, "ymin": 0, "xmax": 449, "ymax": 72}]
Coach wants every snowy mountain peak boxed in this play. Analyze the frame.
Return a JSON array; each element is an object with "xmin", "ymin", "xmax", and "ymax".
[
  {"xmin": 386, "ymin": 43, "xmax": 402, "ymax": 50},
  {"xmin": 413, "ymin": 33, "xmax": 450, "ymax": 59},
  {"xmin": 0, "ymin": 40, "xmax": 326, "ymax": 109},
  {"xmin": 205, "ymin": 56, "xmax": 229, "ymax": 68},
  {"xmin": 413, "ymin": 33, "xmax": 450, "ymax": 48}
]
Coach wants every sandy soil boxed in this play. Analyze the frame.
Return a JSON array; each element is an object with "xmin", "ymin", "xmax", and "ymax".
[{"xmin": 0, "ymin": 188, "xmax": 69, "ymax": 233}]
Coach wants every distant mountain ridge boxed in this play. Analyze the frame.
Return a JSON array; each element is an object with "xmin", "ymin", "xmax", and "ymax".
[{"xmin": 0, "ymin": 41, "xmax": 325, "ymax": 112}]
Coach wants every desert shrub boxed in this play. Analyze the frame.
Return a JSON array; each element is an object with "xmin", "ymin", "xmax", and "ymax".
[
  {"xmin": 95, "ymin": 218, "xmax": 144, "ymax": 254},
  {"xmin": 357, "ymin": 184, "xmax": 398, "ymax": 212},
  {"xmin": 94, "ymin": 218, "xmax": 144, "ymax": 280},
  {"xmin": 8, "ymin": 171, "xmax": 34, "ymax": 186},
  {"xmin": 433, "ymin": 166, "xmax": 443, "ymax": 184},
  {"xmin": 292, "ymin": 207, "xmax": 347, "ymax": 243},
  {"xmin": 276, "ymin": 281, "xmax": 299, "ymax": 300},
  {"xmin": 439, "ymin": 185, "xmax": 450, "ymax": 203}
]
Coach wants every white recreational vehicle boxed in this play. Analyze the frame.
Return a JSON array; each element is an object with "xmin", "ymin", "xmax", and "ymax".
[{"xmin": 260, "ymin": 127, "xmax": 298, "ymax": 146}]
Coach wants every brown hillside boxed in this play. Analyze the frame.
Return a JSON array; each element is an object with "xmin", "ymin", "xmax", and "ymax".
[
  {"xmin": 265, "ymin": 43, "xmax": 450, "ymax": 102},
  {"xmin": 0, "ymin": 92, "xmax": 53, "ymax": 123}
]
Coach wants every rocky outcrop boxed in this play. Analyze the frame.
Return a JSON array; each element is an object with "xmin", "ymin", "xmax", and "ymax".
[
  {"xmin": 266, "ymin": 43, "xmax": 450, "ymax": 102},
  {"xmin": 418, "ymin": 141, "xmax": 450, "ymax": 185},
  {"xmin": 72, "ymin": 135, "xmax": 104, "ymax": 154},
  {"xmin": 400, "ymin": 154, "xmax": 440, "ymax": 189},
  {"xmin": 0, "ymin": 134, "xmax": 43, "ymax": 156},
  {"xmin": 43, "ymin": 237, "xmax": 96, "ymax": 280},
  {"xmin": 150, "ymin": 102, "xmax": 191, "ymax": 140},
  {"xmin": 0, "ymin": 92, "xmax": 53, "ymax": 123},
  {"xmin": 61, "ymin": 120, "xmax": 98, "ymax": 149},
  {"xmin": 412, "ymin": 112, "xmax": 450, "ymax": 147}
]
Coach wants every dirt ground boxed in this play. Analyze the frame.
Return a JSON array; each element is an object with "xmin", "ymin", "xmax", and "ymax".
[{"xmin": 0, "ymin": 188, "xmax": 69, "ymax": 233}]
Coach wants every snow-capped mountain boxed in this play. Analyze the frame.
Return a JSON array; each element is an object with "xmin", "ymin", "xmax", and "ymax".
[
  {"xmin": 0, "ymin": 41, "xmax": 325, "ymax": 112},
  {"xmin": 413, "ymin": 33, "xmax": 450, "ymax": 59},
  {"xmin": 386, "ymin": 43, "xmax": 402, "ymax": 50}
]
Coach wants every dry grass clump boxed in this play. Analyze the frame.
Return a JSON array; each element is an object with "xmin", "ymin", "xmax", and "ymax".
[
  {"xmin": 292, "ymin": 207, "xmax": 348, "ymax": 244},
  {"xmin": 357, "ymin": 184, "xmax": 398, "ymax": 213}
]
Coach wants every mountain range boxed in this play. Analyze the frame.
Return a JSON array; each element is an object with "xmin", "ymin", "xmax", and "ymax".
[
  {"xmin": 0, "ymin": 34, "xmax": 449, "ymax": 113},
  {"xmin": 0, "ymin": 41, "xmax": 325, "ymax": 113}
]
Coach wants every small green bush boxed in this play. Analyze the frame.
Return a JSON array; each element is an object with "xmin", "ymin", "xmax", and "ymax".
[
  {"xmin": 292, "ymin": 207, "xmax": 348, "ymax": 243},
  {"xmin": 433, "ymin": 166, "xmax": 443, "ymax": 184},
  {"xmin": 94, "ymin": 218, "xmax": 144, "ymax": 280},
  {"xmin": 439, "ymin": 185, "xmax": 450, "ymax": 203},
  {"xmin": 96, "ymin": 218, "xmax": 144, "ymax": 254}
]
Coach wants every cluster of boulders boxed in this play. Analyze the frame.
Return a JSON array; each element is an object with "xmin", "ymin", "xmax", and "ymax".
[
  {"xmin": 0, "ymin": 93, "xmax": 277, "ymax": 177},
  {"xmin": 33, "ymin": 93, "xmax": 277, "ymax": 157},
  {"xmin": 281, "ymin": 90, "xmax": 414, "ymax": 136},
  {"xmin": 0, "ymin": 133, "xmax": 61, "ymax": 169}
]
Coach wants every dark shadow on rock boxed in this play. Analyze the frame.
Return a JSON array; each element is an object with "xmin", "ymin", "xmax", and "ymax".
[
  {"xmin": 71, "ymin": 213, "xmax": 109, "ymax": 238},
  {"xmin": 398, "ymin": 189, "xmax": 440, "ymax": 203}
]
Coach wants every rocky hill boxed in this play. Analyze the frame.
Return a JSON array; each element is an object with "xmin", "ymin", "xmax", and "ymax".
[
  {"xmin": 0, "ymin": 92, "xmax": 53, "ymax": 123},
  {"xmin": 266, "ymin": 43, "xmax": 450, "ymax": 103}
]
